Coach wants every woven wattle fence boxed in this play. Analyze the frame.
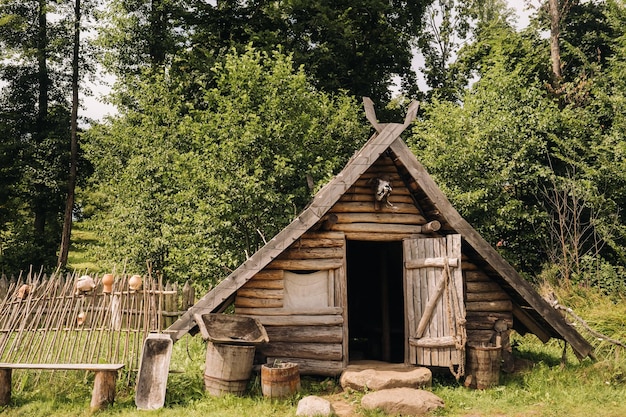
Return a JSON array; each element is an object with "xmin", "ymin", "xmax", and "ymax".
[{"xmin": 0, "ymin": 270, "xmax": 194, "ymax": 381}]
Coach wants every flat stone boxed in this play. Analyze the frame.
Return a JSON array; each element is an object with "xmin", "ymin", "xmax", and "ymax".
[
  {"xmin": 296, "ymin": 395, "xmax": 335, "ymax": 417},
  {"xmin": 340, "ymin": 363, "xmax": 431, "ymax": 391},
  {"xmin": 361, "ymin": 388, "xmax": 444, "ymax": 416}
]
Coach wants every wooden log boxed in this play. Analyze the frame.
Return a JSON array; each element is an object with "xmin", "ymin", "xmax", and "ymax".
[
  {"xmin": 277, "ymin": 247, "xmax": 344, "ymax": 260},
  {"xmin": 236, "ymin": 288, "xmax": 283, "ymax": 300},
  {"xmin": 330, "ymin": 202, "xmax": 420, "ymax": 214},
  {"xmin": 242, "ymin": 314, "xmax": 343, "ymax": 326},
  {"xmin": 252, "ymin": 270, "xmax": 284, "ymax": 280},
  {"xmin": 339, "ymin": 193, "xmax": 415, "ymax": 204},
  {"xmin": 465, "ymin": 291, "xmax": 510, "ymax": 302},
  {"xmin": 241, "ymin": 279, "xmax": 284, "ymax": 290},
  {"xmin": 90, "ymin": 370, "xmax": 118, "ymax": 411},
  {"xmin": 0, "ymin": 368, "xmax": 10, "ymax": 405},
  {"xmin": 259, "ymin": 342, "xmax": 343, "ymax": 361},
  {"xmin": 466, "ymin": 300, "xmax": 512, "ymax": 312},
  {"xmin": 332, "ymin": 212, "xmax": 426, "ymax": 225},
  {"xmin": 300, "ymin": 231, "xmax": 345, "ymax": 240},
  {"xmin": 331, "ymin": 223, "xmax": 424, "ymax": 234},
  {"xmin": 265, "ymin": 357, "xmax": 344, "ymax": 376},
  {"xmin": 289, "ymin": 238, "xmax": 345, "ymax": 249},
  {"xmin": 342, "ymin": 232, "xmax": 418, "ymax": 241},
  {"xmin": 466, "ymin": 330, "xmax": 496, "ymax": 345},
  {"xmin": 234, "ymin": 297, "xmax": 282, "ymax": 309},
  {"xmin": 461, "ymin": 262, "xmax": 479, "ymax": 271},
  {"xmin": 265, "ymin": 326, "xmax": 343, "ymax": 343},
  {"xmin": 465, "ymin": 316, "xmax": 514, "ymax": 331},
  {"xmin": 266, "ymin": 259, "xmax": 343, "ymax": 271},
  {"xmin": 466, "ymin": 282, "xmax": 503, "ymax": 292},
  {"xmin": 347, "ymin": 186, "xmax": 412, "ymax": 196},
  {"xmin": 464, "ymin": 271, "xmax": 491, "ymax": 281},
  {"xmin": 235, "ymin": 307, "xmax": 342, "ymax": 316}
]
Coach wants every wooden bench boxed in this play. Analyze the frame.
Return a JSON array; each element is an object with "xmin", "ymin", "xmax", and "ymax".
[{"xmin": 0, "ymin": 363, "xmax": 125, "ymax": 411}]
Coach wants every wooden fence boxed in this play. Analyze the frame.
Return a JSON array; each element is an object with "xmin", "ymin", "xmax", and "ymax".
[{"xmin": 0, "ymin": 270, "xmax": 194, "ymax": 376}]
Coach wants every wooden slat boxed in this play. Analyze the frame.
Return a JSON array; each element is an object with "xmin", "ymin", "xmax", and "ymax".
[{"xmin": 405, "ymin": 257, "xmax": 459, "ymax": 269}]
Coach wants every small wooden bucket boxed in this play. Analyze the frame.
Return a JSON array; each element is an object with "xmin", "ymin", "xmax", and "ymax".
[
  {"xmin": 464, "ymin": 344, "xmax": 501, "ymax": 389},
  {"xmin": 204, "ymin": 342, "xmax": 255, "ymax": 396},
  {"xmin": 261, "ymin": 362, "xmax": 300, "ymax": 399}
]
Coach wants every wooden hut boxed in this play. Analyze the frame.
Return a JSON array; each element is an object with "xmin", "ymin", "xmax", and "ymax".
[{"xmin": 165, "ymin": 99, "xmax": 593, "ymax": 376}]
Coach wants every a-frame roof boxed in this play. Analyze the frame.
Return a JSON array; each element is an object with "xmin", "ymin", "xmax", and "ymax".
[{"xmin": 166, "ymin": 99, "xmax": 593, "ymax": 360}]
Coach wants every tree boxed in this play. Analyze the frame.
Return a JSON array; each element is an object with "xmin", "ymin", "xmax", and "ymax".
[
  {"xmin": 58, "ymin": 0, "xmax": 83, "ymax": 267},
  {"xmin": 97, "ymin": 0, "xmax": 434, "ymax": 111},
  {"xmin": 0, "ymin": 0, "xmax": 94, "ymax": 272},
  {"xmin": 83, "ymin": 47, "xmax": 368, "ymax": 284}
]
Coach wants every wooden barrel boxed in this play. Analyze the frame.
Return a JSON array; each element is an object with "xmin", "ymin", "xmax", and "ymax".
[
  {"xmin": 261, "ymin": 363, "xmax": 301, "ymax": 398},
  {"xmin": 204, "ymin": 342, "xmax": 256, "ymax": 396},
  {"xmin": 464, "ymin": 344, "xmax": 501, "ymax": 389}
]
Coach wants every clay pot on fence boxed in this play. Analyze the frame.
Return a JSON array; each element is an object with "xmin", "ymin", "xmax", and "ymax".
[
  {"xmin": 102, "ymin": 274, "xmax": 115, "ymax": 293},
  {"xmin": 128, "ymin": 274, "xmax": 143, "ymax": 291}
]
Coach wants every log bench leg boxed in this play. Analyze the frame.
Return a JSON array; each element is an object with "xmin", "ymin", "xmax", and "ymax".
[
  {"xmin": 90, "ymin": 370, "xmax": 117, "ymax": 411},
  {"xmin": 0, "ymin": 368, "xmax": 11, "ymax": 406}
]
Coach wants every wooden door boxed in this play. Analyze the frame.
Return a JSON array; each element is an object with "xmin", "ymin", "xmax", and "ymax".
[{"xmin": 403, "ymin": 234, "xmax": 465, "ymax": 367}]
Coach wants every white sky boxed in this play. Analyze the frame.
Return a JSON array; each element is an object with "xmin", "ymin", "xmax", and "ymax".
[{"xmin": 80, "ymin": 0, "xmax": 534, "ymax": 122}]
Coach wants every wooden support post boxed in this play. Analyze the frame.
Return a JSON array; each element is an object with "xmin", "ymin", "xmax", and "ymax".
[
  {"xmin": 0, "ymin": 368, "xmax": 11, "ymax": 406},
  {"xmin": 90, "ymin": 370, "xmax": 117, "ymax": 411}
]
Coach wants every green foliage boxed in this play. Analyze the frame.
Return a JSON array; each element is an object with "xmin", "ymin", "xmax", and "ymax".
[
  {"xmin": 83, "ymin": 46, "xmax": 367, "ymax": 284},
  {"xmin": 410, "ymin": 3, "xmax": 626, "ymax": 288}
]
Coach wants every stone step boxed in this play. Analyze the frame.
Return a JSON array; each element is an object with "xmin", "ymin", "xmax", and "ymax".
[{"xmin": 339, "ymin": 360, "xmax": 432, "ymax": 391}]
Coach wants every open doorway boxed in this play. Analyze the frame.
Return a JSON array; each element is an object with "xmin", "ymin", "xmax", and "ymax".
[{"xmin": 346, "ymin": 240, "xmax": 404, "ymax": 363}]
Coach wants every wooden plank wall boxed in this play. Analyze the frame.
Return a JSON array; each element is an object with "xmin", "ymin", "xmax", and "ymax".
[{"xmin": 235, "ymin": 231, "xmax": 347, "ymax": 376}]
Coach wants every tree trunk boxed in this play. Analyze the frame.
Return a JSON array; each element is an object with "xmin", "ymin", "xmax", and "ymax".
[
  {"xmin": 34, "ymin": 0, "xmax": 49, "ymax": 237},
  {"xmin": 549, "ymin": 0, "xmax": 562, "ymax": 81},
  {"xmin": 58, "ymin": 0, "xmax": 81, "ymax": 267}
]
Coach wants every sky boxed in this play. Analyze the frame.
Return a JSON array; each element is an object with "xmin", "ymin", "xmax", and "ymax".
[{"xmin": 80, "ymin": 0, "xmax": 534, "ymax": 122}]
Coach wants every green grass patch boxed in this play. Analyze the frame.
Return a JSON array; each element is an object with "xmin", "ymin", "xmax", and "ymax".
[{"xmin": 67, "ymin": 224, "xmax": 104, "ymax": 273}]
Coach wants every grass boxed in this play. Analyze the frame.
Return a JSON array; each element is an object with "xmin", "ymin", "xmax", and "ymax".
[{"xmin": 67, "ymin": 226, "xmax": 104, "ymax": 273}]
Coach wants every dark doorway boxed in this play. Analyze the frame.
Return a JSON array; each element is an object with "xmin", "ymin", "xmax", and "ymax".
[{"xmin": 346, "ymin": 240, "xmax": 404, "ymax": 363}]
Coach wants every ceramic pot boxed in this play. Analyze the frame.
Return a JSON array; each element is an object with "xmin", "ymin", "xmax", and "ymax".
[
  {"xmin": 102, "ymin": 273, "xmax": 115, "ymax": 293},
  {"xmin": 129, "ymin": 274, "xmax": 143, "ymax": 291}
]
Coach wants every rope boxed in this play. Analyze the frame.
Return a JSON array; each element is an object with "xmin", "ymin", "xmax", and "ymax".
[{"xmin": 443, "ymin": 257, "xmax": 467, "ymax": 380}]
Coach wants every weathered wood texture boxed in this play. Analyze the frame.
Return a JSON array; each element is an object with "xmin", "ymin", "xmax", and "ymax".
[
  {"xmin": 462, "ymin": 263, "xmax": 513, "ymax": 346},
  {"xmin": 235, "ymin": 231, "xmax": 347, "ymax": 372},
  {"xmin": 404, "ymin": 235, "xmax": 464, "ymax": 368},
  {"xmin": 326, "ymin": 155, "xmax": 433, "ymax": 241},
  {"xmin": 389, "ymin": 138, "xmax": 593, "ymax": 359},
  {"xmin": 0, "ymin": 271, "xmax": 185, "ymax": 386}
]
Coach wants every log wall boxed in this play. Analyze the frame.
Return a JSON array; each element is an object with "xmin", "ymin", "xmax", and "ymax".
[
  {"xmin": 235, "ymin": 231, "xmax": 347, "ymax": 376},
  {"xmin": 327, "ymin": 156, "xmax": 431, "ymax": 241},
  {"xmin": 462, "ymin": 259, "xmax": 513, "ymax": 350}
]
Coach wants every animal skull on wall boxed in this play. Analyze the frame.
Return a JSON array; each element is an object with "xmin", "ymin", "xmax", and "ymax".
[{"xmin": 369, "ymin": 176, "xmax": 394, "ymax": 209}]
